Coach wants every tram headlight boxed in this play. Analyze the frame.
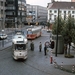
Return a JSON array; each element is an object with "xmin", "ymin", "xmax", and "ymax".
[
  {"xmin": 24, "ymin": 39, "xmax": 28, "ymax": 44},
  {"xmin": 12, "ymin": 39, "xmax": 16, "ymax": 44}
]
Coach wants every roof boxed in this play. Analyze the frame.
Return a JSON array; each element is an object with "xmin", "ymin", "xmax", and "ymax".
[{"xmin": 49, "ymin": 2, "xmax": 75, "ymax": 9}]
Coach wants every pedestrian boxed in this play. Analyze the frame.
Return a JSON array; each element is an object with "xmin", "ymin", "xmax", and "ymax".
[
  {"xmin": 39, "ymin": 42, "xmax": 42, "ymax": 52},
  {"xmin": 44, "ymin": 44, "xmax": 47, "ymax": 55},
  {"xmin": 64, "ymin": 44, "xmax": 67, "ymax": 56},
  {"xmin": 30, "ymin": 41, "xmax": 34, "ymax": 51},
  {"xmin": 44, "ymin": 25, "xmax": 45, "ymax": 29}
]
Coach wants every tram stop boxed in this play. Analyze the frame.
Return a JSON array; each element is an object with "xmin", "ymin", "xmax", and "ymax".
[{"xmin": 52, "ymin": 35, "xmax": 64, "ymax": 54}]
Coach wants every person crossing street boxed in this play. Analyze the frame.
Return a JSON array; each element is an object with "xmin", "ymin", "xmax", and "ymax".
[
  {"xmin": 44, "ymin": 44, "xmax": 47, "ymax": 56},
  {"xmin": 39, "ymin": 42, "xmax": 42, "ymax": 52},
  {"xmin": 30, "ymin": 41, "xmax": 34, "ymax": 51}
]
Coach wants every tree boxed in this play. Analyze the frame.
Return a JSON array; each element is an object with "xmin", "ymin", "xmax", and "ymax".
[
  {"xmin": 47, "ymin": 22, "xmax": 50, "ymax": 29},
  {"xmin": 52, "ymin": 14, "xmax": 75, "ymax": 57},
  {"xmin": 61, "ymin": 14, "xmax": 75, "ymax": 57},
  {"xmin": 52, "ymin": 16, "xmax": 64, "ymax": 35}
]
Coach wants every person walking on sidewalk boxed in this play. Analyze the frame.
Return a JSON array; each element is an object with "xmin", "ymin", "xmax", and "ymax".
[
  {"xmin": 39, "ymin": 42, "xmax": 42, "ymax": 52},
  {"xmin": 30, "ymin": 41, "xmax": 34, "ymax": 51},
  {"xmin": 44, "ymin": 44, "xmax": 47, "ymax": 55}
]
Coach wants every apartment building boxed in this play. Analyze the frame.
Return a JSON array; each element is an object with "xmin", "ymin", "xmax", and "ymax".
[
  {"xmin": 71, "ymin": 0, "xmax": 75, "ymax": 2},
  {"xmin": 26, "ymin": 4, "xmax": 47, "ymax": 25},
  {"xmin": 47, "ymin": 1, "xmax": 75, "ymax": 23},
  {"xmin": 5, "ymin": 0, "xmax": 26, "ymax": 28}
]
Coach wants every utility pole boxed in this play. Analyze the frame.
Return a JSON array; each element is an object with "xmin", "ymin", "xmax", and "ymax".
[
  {"xmin": 21, "ymin": 0, "xmax": 22, "ymax": 29},
  {"xmin": 2, "ymin": 0, "xmax": 5, "ymax": 47},
  {"xmin": 55, "ymin": 9, "xmax": 59, "ymax": 57},
  {"xmin": 0, "ymin": 1, "xmax": 1, "ymax": 30},
  {"xmin": 3, "ymin": 0, "xmax": 5, "ymax": 30}
]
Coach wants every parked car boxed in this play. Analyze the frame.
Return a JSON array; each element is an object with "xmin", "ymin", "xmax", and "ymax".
[{"xmin": 0, "ymin": 33, "xmax": 7, "ymax": 40}]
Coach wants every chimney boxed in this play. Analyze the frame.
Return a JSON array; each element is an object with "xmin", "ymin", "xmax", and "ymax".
[
  {"xmin": 51, "ymin": 0, "xmax": 55, "ymax": 3},
  {"xmin": 71, "ymin": 0, "xmax": 75, "ymax": 2}
]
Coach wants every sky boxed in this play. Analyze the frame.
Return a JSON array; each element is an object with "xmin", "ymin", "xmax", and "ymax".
[{"xmin": 26, "ymin": 0, "xmax": 71, "ymax": 7}]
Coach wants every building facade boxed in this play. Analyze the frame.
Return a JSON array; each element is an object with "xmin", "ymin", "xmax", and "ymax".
[
  {"xmin": 71, "ymin": 0, "xmax": 75, "ymax": 2},
  {"xmin": 26, "ymin": 4, "xmax": 47, "ymax": 25},
  {"xmin": 5, "ymin": 0, "xmax": 26, "ymax": 28},
  {"xmin": 0, "ymin": 0, "xmax": 6, "ymax": 30},
  {"xmin": 47, "ymin": 1, "xmax": 75, "ymax": 23}
]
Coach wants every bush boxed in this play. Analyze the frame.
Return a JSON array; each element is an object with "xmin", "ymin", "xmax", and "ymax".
[{"xmin": 64, "ymin": 54, "xmax": 74, "ymax": 58}]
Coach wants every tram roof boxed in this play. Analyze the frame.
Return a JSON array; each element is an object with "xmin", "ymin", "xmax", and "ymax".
[
  {"xmin": 27, "ymin": 26, "xmax": 42, "ymax": 31},
  {"xmin": 32, "ymin": 26, "xmax": 42, "ymax": 31}
]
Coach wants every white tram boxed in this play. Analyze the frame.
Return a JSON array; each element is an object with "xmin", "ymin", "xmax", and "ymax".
[
  {"xmin": 27, "ymin": 26, "xmax": 42, "ymax": 39},
  {"xmin": 12, "ymin": 34, "xmax": 28, "ymax": 60}
]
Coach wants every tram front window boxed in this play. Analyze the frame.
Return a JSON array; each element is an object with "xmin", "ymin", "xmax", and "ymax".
[
  {"xmin": 15, "ymin": 44, "xmax": 26, "ymax": 50},
  {"xmin": 28, "ymin": 31, "xmax": 32, "ymax": 34}
]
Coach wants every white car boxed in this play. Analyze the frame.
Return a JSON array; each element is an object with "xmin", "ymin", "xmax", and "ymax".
[{"xmin": 0, "ymin": 33, "xmax": 7, "ymax": 40}]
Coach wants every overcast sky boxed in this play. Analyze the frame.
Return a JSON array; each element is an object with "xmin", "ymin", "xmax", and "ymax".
[{"xmin": 26, "ymin": 0, "xmax": 71, "ymax": 7}]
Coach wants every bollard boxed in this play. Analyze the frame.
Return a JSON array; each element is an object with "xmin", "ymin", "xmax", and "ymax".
[
  {"xmin": 50, "ymin": 56, "xmax": 53, "ymax": 64},
  {"xmin": 53, "ymin": 59, "xmax": 58, "ymax": 68},
  {"xmin": 61, "ymin": 62, "xmax": 63, "ymax": 69},
  {"xmin": 72, "ymin": 65, "xmax": 75, "ymax": 73}
]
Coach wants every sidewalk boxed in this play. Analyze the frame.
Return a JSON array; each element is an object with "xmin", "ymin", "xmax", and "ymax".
[
  {"xmin": 51, "ymin": 49, "xmax": 75, "ymax": 74},
  {"xmin": 0, "ymin": 28, "xmax": 13, "ymax": 51},
  {"xmin": 0, "ymin": 42, "xmax": 12, "ymax": 51}
]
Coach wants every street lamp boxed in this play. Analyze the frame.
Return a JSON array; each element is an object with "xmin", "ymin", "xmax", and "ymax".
[
  {"xmin": 20, "ymin": 0, "xmax": 22, "ymax": 29},
  {"xmin": 49, "ymin": 13, "xmax": 53, "ymax": 39},
  {"xmin": 55, "ymin": 9, "xmax": 59, "ymax": 57}
]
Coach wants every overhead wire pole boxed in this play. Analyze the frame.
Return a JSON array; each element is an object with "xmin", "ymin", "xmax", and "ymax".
[
  {"xmin": 55, "ymin": 9, "xmax": 59, "ymax": 57},
  {"xmin": 2, "ymin": 0, "xmax": 5, "ymax": 47},
  {"xmin": 21, "ymin": 0, "xmax": 22, "ymax": 30},
  {"xmin": 3, "ymin": 0, "xmax": 5, "ymax": 30},
  {"xmin": 0, "ymin": 1, "xmax": 1, "ymax": 30}
]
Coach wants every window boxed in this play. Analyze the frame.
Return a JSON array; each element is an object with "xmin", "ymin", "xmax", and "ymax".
[
  {"xmin": 27, "ymin": 30, "xmax": 32, "ymax": 34},
  {"xmin": 72, "ymin": 11, "xmax": 75, "ymax": 14},
  {"xmin": 64, "ymin": 11, "xmax": 66, "ymax": 14},
  {"xmin": 68, "ymin": 11, "xmax": 70, "ymax": 14},
  {"xmin": 72, "ymin": 15, "xmax": 74, "ymax": 18},
  {"xmin": 15, "ymin": 44, "xmax": 26, "ymax": 50},
  {"xmin": 50, "ymin": 10, "xmax": 52, "ymax": 13},
  {"xmin": 54, "ymin": 15, "xmax": 56, "ymax": 20},
  {"xmin": 54, "ymin": 10, "xmax": 57, "ymax": 13}
]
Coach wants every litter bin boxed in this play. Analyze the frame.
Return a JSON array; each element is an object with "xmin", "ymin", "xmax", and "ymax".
[{"xmin": 52, "ymin": 35, "xmax": 64, "ymax": 54}]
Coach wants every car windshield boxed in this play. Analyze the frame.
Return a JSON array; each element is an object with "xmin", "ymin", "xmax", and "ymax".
[
  {"xmin": 0, "ymin": 34, "xmax": 2, "ymax": 36},
  {"xmin": 0, "ymin": 34, "xmax": 6, "ymax": 36}
]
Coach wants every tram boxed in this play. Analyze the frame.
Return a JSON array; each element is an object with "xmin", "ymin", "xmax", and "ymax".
[
  {"xmin": 27, "ymin": 26, "xmax": 42, "ymax": 39},
  {"xmin": 12, "ymin": 34, "xmax": 28, "ymax": 60}
]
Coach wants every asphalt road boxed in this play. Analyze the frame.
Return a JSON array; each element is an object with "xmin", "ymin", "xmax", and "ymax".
[
  {"xmin": 0, "ymin": 29, "xmax": 51, "ymax": 75},
  {"xmin": 0, "ymin": 28, "xmax": 74, "ymax": 75}
]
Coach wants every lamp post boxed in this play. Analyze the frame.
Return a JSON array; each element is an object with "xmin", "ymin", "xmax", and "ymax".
[
  {"xmin": 21, "ymin": 0, "xmax": 22, "ymax": 29},
  {"xmin": 49, "ymin": 13, "xmax": 53, "ymax": 39},
  {"xmin": 2, "ymin": 0, "xmax": 5, "ymax": 30},
  {"xmin": 55, "ymin": 9, "xmax": 59, "ymax": 57}
]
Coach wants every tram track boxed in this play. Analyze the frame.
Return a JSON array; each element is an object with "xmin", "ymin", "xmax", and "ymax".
[{"xmin": 22, "ymin": 58, "xmax": 54, "ymax": 75}]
